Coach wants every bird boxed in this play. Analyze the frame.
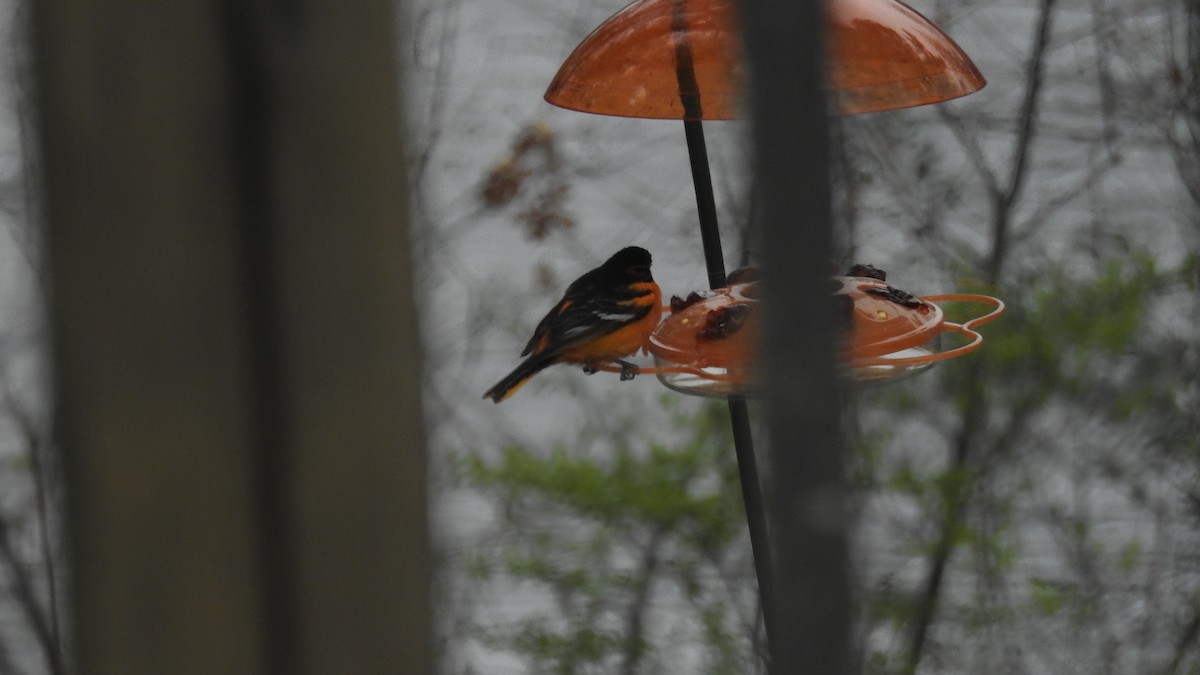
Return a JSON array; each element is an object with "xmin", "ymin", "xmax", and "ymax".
[{"xmin": 483, "ymin": 246, "xmax": 663, "ymax": 403}]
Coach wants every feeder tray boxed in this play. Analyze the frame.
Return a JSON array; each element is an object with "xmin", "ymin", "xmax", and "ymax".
[
  {"xmin": 606, "ymin": 276, "xmax": 1005, "ymax": 397},
  {"xmin": 838, "ymin": 276, "xmax": 1005, "ymax": 386}
]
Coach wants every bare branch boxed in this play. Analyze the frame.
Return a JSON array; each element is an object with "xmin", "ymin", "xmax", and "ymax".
[
  {"xmin": 0, "ymin": 511, "xmax": 61, "ymax": 675},
  {"xmin": 988, "ymin": 0, "xmax": 1060, "ymax": 283},
  {"xmin": 937, "ymin": 105, "xmax": 1002, "ymax": 201},
  {"xmin": 1, "ymin": 382, "xmax": 65, "ymax": 675},
  {"xmin": 619, "ymin": 528, "xmax": 666, "ymax": 675}
]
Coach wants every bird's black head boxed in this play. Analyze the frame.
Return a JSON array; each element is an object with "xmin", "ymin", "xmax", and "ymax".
[{"xmin": 603, "ymin": 246, "xmax": 654, "ymax": 281}]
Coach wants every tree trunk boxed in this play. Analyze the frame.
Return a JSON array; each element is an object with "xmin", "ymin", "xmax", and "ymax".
[{"xmin": 32, "ymin": 2, "xmax": 433, "ymax": 673}]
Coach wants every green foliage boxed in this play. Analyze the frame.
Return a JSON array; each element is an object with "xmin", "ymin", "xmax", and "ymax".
[
  {"xmin": 699, "ymin": 604, "xmax": 748, "ymax": 675},
  {"xmin": 853, "ymin": 251, "xmax": 1200, "ymax": 670},
  {"xmin": 459, "ymin": 252, "xmax": 1198, "ymax": 675},
  {"xmin": 509, "ymin": 622, "xmax": 625, "ymax": 670},
  {"xmin": 1117, "ymin": 539, "xmax": 1141, "ymax": 574},
  {"xmin": 974, "ymin": 253, "xmax": 1181, "ymax": 378},
  {"xmin": 458, "ymin": 400, "xmax": 758, "ymax": 674},
  {"xmin": 1029, "ymin": 579, "xmax": 1069, "ymax": 617}
]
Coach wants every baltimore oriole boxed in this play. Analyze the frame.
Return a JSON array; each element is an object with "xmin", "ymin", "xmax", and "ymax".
[{"xmin": 483, "ymin": 246, "xmax": 663, "ymax": 403}]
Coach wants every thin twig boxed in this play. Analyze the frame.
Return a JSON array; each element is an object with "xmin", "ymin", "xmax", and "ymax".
[
  {"xmin": 902, "ymin": 365, "xmax": 985, "ymax": 675},
  {"xmin": 1163, "ymin": 603, "xmax": 1200, "ymax": 674},
  {"xmin": 618, "ymin": 527, "xmax": 666, "ymax": 675},
  {"xmin": 989, "ymin": 0, "xmax": 1060, "ymax": 282},
  {"xmin": 1, "ymin": 382, "xmax": 63, "ymax": 674},
  {"xmin": 904, "ymin": 1, "xmax": 1062, "ymax": 667},
  {"xmin": 937, "ymin": 105, "xmax": 1001, "ymax": 202},
  {"xmin": 0, "ymin": 510, "xmax": 60, "ymax": 675}
]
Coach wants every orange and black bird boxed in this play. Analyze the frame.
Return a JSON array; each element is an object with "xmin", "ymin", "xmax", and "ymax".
[{"xmin": 483, "ymin": 246, "xmax": 663, "ymax": 403}]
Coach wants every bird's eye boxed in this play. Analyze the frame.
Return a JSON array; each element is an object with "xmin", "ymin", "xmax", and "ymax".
[{"xmin": 630, "ymin": 265, "xmax": 649, "ymax": 275}]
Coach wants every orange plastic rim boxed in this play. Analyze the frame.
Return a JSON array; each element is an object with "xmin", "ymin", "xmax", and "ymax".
[
  {"xmin": 839, "ymin": 276, "xmax": 944, "ymax": 359},
  {"xmin": 852, "ymin": 294, "xmax": 1006, "ymax": 368},
  {"xmin": 602, "ymin": 282, "xmax": 1004, "ymax": 394},
  {"xmin": 544, "ymin": 0, "xmax": 985, "ymax": 119}
]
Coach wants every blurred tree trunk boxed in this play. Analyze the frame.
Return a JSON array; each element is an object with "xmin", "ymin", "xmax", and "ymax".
[
  {"xmin": 740, "ymin": 1, "xmax": 850, "ymax": 674},
  {"xmin": 32, "ymin": 2, "xmax": 432, "ymax": 674}
]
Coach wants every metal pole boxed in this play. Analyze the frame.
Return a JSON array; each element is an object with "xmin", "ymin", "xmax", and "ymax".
[
  {"xmin": 682, "ymin": 121, "xmax": 728, "ymax": 290},
  {"xmin": 740, "ymin": 0, "xmax": 850, "ymax": 670},
  {"xmin": 682, "ymin": 119, "xmax": 778, "ymax": 648},
  {"xmin": 672, "ymin": 0, "xmax": 775, "ymax": 649}
]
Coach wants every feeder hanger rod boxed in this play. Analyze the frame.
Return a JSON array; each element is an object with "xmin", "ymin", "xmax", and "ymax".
[{"xmin": 682, "ymin": 118, "xmax": 778, "ymax": 649}]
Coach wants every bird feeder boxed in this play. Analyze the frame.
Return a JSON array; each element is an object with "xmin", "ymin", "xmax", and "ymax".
[
  {"xmin": 543, "ymin": 0, "xmax": 989, "ymax": 651},
  {"xmin": 546, "ymin": 0, "xmax": 994, "ymax": 393},
  {"xmin": 625, "ymin": 275, "xmax": 1004, "ymax": 397}
]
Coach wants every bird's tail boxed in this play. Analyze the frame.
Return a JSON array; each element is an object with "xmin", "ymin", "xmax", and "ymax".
[{"xmin": 483, "ymin": 354, "xmax": 556, "ymax": 403}]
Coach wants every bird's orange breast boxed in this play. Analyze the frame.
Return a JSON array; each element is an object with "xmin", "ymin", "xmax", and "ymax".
[{"xmin": 561, "ymin": 281, "xmax": 663, "ymax": 362}]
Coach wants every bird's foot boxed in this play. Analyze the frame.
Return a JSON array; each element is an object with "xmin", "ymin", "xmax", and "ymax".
[
  {"xmin": 617, "ymin": 360, "xmax": 638, "ymax": 381},
  {"xmin": 582, "ymin": 362, "xmax": 599, "ymax": 375}
]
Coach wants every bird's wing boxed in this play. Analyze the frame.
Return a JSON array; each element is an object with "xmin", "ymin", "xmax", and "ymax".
[{"xmin": 521, "ymin": 279, "xmax": 653, "ymax": 357}]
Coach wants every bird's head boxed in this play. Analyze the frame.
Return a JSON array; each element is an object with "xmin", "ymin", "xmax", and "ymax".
[{"xmin": 604, "ymin": 246, "xmax": 653, "ymax": 281}]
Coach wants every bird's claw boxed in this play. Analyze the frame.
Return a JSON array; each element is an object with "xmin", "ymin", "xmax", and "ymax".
[
  {"xmin": 581, "ymin": 360, "xmax": 637, "ymax": 380},
  {"xmin": 618, "ymin": 360, "xmax": 638, "ymax": 381}
]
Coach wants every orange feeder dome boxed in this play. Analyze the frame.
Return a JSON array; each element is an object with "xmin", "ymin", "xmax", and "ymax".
[
  {"xmin": 544, "ymin": 0, "xmax": 986, "ymax": 119},
  {"xmin": 638, "ymin": 276, "xmax": 1004, "ymax": 397}
]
